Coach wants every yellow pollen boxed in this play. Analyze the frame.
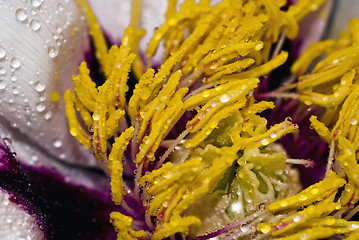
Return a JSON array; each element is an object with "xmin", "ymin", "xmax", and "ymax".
[{"xmin": 50, "ymin": 91, "xmax": 61, "ymax": 102}]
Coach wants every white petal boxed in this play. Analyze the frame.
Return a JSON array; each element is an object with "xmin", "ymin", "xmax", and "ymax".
[
  {"xmin": 0, "ymin": 0, "xmax": 96, "ymax": 166},
  {"xmin": 0, "ymin": 120, "xmax": 110, "ymax": 191},
  {"xmin": 0, "ymin": 190, "xmax": 45, "ymax": 240},
  {"xmin": 87, "ymin": 0, "xmax": 167, "ymax": 53},
  {"xmin": 327, "ymin": 1, "xmax": 359, "ymax": 39},
  {"xmin": 295, "ymin": 0, "xmax": 333, "ymax": 54}
]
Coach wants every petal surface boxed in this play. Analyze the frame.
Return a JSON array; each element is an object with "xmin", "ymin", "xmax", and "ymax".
[
  {"xmin": 328, "ymin": 0, "xmax": 359, "ymax": 39},
  {"xmin": 87, "ymin": 0, "xmax": 167, "ymax": 51},
  {"xmin": 0, "ymin": 190, "xmax": 45, "ymax": 240},
  {"xmin": 0, "ymin": 0, "xmax": 96, "ymax": 166}
]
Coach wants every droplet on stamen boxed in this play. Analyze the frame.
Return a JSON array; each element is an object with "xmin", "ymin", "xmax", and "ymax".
[{"xmin": 219, "ymin": 94, "xmax": 230, "ymax": 103}]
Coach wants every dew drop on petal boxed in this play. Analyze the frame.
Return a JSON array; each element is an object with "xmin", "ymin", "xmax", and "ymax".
[
  {"xmin": 3, "ymin": 197, "xmax": 9, "ymax": 206},
  {"xmin": 53, "ymin": 140, "xmax": 62, "ymax": 148},
  {"xmin": 0, "ymin": 68, "xmax": 6, "ymax": 75},
  {"xmin": 0, "ymin": 46, "xmax": 6, "ymax": 59},
  {"xmin": 10, "ymin": 58, "xmax": 21, "ymax": 69},
  {"xmin": 0, "ymin": 80, "xmax": 6, "ymax": 90},
  {"xmin": 3, "ymin": 137, "xmax": 12, "ymax": 146},
  {"xmin": 30, "ymin": 19, "xmax": 41, "ymax": 31},
  {"xmin": 57, "ymin": 4, "xmax": 64, "ymax": 11},
  {"xmin": 31, "ymin": 0, "xmax": 43, "ymax": 7},
  {"xmin": 44, "ymin": 111, "xmax": 52, "ymax": 120},
  {"xmin": 15, "ymin": 8, "xmax": 28, "ymax": 21},
  {"xmin": 47, "ymin": 46, "xmax": 58, "ymax": 58},
  {"xmin": 10, "ymin": 75, "xmax": 17, "ymax": 81},
  {"xmin": 35, "ymin": 103, "xmax": 45, "ymax": 112},
  {"xmin": 34, "ymin": 81, "xmax": 45, "ymax": 92}
]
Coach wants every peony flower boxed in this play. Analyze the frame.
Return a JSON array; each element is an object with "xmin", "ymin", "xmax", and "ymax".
[{"xmin": 1, "ymin": 0, "xmax": 359, "ymax": 239}]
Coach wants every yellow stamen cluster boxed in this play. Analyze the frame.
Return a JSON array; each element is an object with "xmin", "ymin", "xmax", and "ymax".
[
  {"xmin": 296, "ymin": 20, "xmax": 359, "ymax": 210},
  {"xmin": 256, "ymin": 18, "xmax": 359, "ymax": 240},
  {"xmin": 110, "ymin": 212, "xmax": 147, "ymax": 240},
  {"xmin": 66, "ymin": 0, "xmax": 329, "ymax": 239},
  {"xmin": 289, "ymin": 19, "xmax": 359, "ymax": 109},
  {"xmin": 257, "ymin": 172, "xmax": 359, "ymax": 239}
]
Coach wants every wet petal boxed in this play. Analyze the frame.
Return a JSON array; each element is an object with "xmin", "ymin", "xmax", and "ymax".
[
  {"xmin": 0, "ymin": 0, "xmax": 95, "ymax": 166},
  {"xmin": 0, "ymin": 136, "xmax": 116, "ymax": 239},
  {"xmin": 0, "ymin": 190, "xmax": 45, "ymax": 240}
]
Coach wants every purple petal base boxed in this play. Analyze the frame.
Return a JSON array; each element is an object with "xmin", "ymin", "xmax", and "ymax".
[{"xmin": 0, "ymin": 138, "xmax": 118, "ymax": 240}]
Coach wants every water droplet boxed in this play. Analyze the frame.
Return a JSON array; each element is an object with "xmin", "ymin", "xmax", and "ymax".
[
  {"xmin": 10, "ymin": 58, "xmax": 21, "ymax": 69},
  {"xmin": 0, "ymin": 80, "xmax": 6, "ymax": 90},
  {"xmin": 39, "ymin": 95, "xmax": 46, "ymax": 101},
  {"xmin": 0, "ymin": 68, "xmax": 6, "ymax": 75},
  {"xmin": 300, "ymin": 233, "xmax": 309, "ymax": 240},
  {"xmin": 12, "ymin": 88, "xmax": 19, "ymax": 95},
  {"xmin": 299, "ymin": 194, "xmax": 307, "ymax": 201},
  {"xmin": 43, "ymin": 111, "xmax": 51, "ymax": 120},
  {"xmin": 92, "ymin": 113, "xmax": 100, "ymax": 121},
  {"xmin": 15, "ymin": 8, "xmax": 28, "ymax": 21},
  {"xmin": 56, "ymin": 26, "xmax": 62, "ymax": 33},
  {"xmin": 255, "ymin": 42, "xmax": 263, "ymax": 50},
  {"xmin": 350, "ymin": 118, "xmax": 358, "ymax": 126},
  {"xmin": 35, "ymin": 103, "xmax": 45, "ymax": 112},
  {"xmin": 31, "ymin": 0, "xmax": 43, "ymax": 7},
  {"xmin": 209, "ymin": 62, "xmax": 217, "ymax": 69},
  {"xmin": 0, "ymin": 46, "xmax": 6, "ymax": 59},
  {"xmin": 10, "ymin": 75, "xmax": 17, "ymax": 81},
  {"xmin": 30, "ymin": 19, "xmax": 41, "ymax": 31},
  {"xmin": 279, "ymin": 200, "xmax": 288, "ymax": 207},
  {"xmin": 202, "ymin": 90, "xmax": 210, "ymax": 97},
  {"xmin": 240, "ymin": 223, "xmax": 249, "ymax": 232},
  {"xmin": 3, "ymin": 196, "xmax": 9, "ymax": 206},
  {"xmin": 57, "ymin": 4, "xmax": 64, "ymax": 11},
  {"xmin": 260, "ymin": 138, "xmax": 269, "ymax": 145},
  {"xmin": 47, "ymin": 46, "xmax": 58, "ymax": 58},
  {"xmin": 3, "ymin": 137, "xmax": 12, "ymax": 146},
  {"xmin": 219, "ymin": 94, "xmax": 230, "ymax": 103},
  {"xmin": 293, "ymin": 215, "xmax": 302, "ymax": 222},
  {"xmin": 310, "ymin": 188, "xmax": 319, "ymax": 195},
  {"xmin": 88, "ymin": 125, "xmax": 94, "ymax": 132},
  {"xmin": 53, "ymin": 140, "xmax": 62, "ymax": 148},
  {"xmin": 258, "ymin": 203, "xmax": 266, "ymax": 210},
  {"xmin": 269, "ymin": 132, "xmax": 277, "ymax": 138},
  {"xmin": 34, "ymin": 81, "xmax": 45, "ymax": 92},
  {"xmin": 258, "ymin": 223, "xmax": 271, "ymax": 234}
]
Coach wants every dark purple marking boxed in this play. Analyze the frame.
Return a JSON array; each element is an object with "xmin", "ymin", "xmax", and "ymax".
[{"xmin": 0, "ymin": 139, "xmax": 118, "ymax": 240}]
